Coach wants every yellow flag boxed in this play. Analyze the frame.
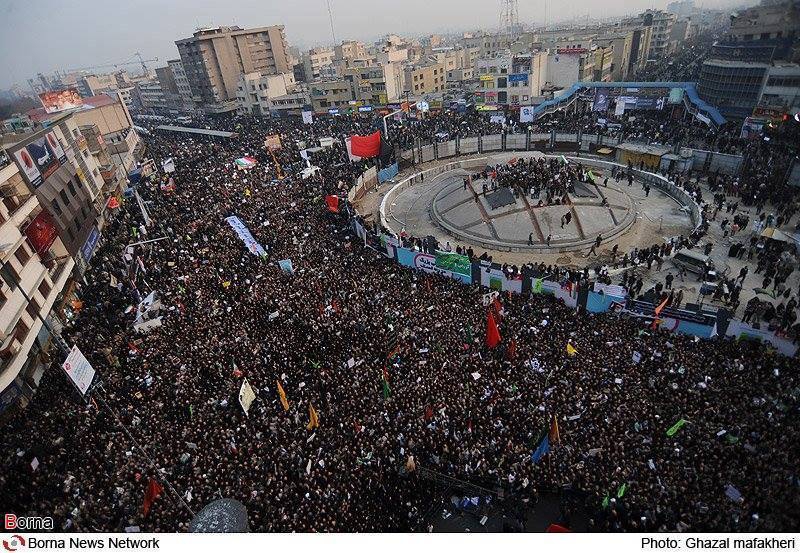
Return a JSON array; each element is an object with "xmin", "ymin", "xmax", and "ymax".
[
  {"xmin": 222, "ymin": 281, "xmax": 231, "ymax": 288},
  {"xmin": 276, "ymin": 380, "xmax": 289, "ymax": 411},
  {"xmin": 306, "ymin": 403, "xmax": 319, "ymax": 430},
  {"xmin": 244, "ymin": 188, "xmax": 251, "ymax": 197},
  {"xmin": 566, "ymin": 343, "xmax": 578, "ymax": 356}
]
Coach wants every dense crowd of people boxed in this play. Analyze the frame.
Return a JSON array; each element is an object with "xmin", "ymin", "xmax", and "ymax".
[{"xmin": 1, "ymin": 95, "xmax": 799, "ymax": 535}]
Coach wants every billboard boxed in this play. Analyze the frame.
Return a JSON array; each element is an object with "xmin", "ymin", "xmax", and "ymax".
[
  {"xmin": 39, "ymin": 88, "xmax": 84, "ymax": 113},
  {"xmin": 396, "ymin": 248, "xmax": 472, "ymax": 284},
  {"xmin": 668, "ymin": 87, "xmax": 684, "ymax": 104},
  {"xmin": 434, "ymin": 252, "xmax": 471, "ymax": 277},
  {"xmin": 24, "ymin": 209, "xmax": 59, "ymax": 255},
  {"xmin": 508, "ymin": 73, "xmax": 528, "ymax": 83},
  {"xmin": 12, "ymin": 131, "xmax": 67, "ymax": 188}
]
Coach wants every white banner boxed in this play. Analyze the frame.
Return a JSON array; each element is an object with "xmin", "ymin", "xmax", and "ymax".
[
  {"xmin": 225, "ymin": 216, "xmax": 267, "ymax": 257},
  {"xmin": 302, "ymin": 110, "xmax": 314, "ymax": 125},
  {"xmin": 162, "ymin": 157, "xmax": 175, "ymax": 173},
  {"xmin": 62, "ymin": 345, "xmax": 96, "ymax": 396},
  {"xmin": 238, "ymin": 378, "xmax": 256, "ymax": 416},
  {"xmin": 519, "ymin": 105, "xmax": 535, "ymax": 123},
  {"xmin": 344, "ymin": 137, "xmax": 362, "ymax": 162}
]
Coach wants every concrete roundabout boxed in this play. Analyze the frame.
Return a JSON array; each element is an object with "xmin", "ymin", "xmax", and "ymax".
[{"xmin": 377, "ymin": 151, "xmax": 699, "ymax": 263}]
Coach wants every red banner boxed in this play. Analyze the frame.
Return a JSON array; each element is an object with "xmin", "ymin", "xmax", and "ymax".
[
  {"xmin": 25, "ymin": 210, "xmax": 58, "ymax": 255},
  {"xmin": 349, "ymin": 131, "xmax": 381, "ymax": 158}
]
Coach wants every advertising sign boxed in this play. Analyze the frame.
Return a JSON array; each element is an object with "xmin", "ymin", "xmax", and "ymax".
[
  {"xmin": 434, "ymin": 252, "xmax": 471, "ymax": 277},
  {"xmin": 480, "ymin": 74, "xmax": 494, "ymax": 82},
  {"xmin": 81, "ymin": 226, "xmax": 101, "ymax": 263},
  {"xmin": 38, "ymin": 88, "xmax": 83, "ymax": 113},
  {"xmin": 508, "ymin": 73, "xmax": 528, "ymax": 83},
  {"xmin": 12, "ymin": 131, "xmax": 66, "ymax": 187},
  {"xmin": 62, "ymin": 345, "xmax": 96, "ymax": 396}
]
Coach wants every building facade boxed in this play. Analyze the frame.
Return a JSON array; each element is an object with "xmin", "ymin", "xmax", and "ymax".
[
  {"xmin": 176, "ymin": 25, "xmax": 292, "ymax": 113},
  {"xmin": 404, "ymin": 60, "xmax": 447, "ymax": 96},
  {"xmin": 0, "ymin": 162, "xmax": 74, "ymax": 416}
]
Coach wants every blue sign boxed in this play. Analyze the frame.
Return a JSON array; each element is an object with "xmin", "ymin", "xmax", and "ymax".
[
  {"xmin": 81, "ymin": 226, "xmax": 101, "ymax": 263},
  {"xmin": 358, "ymin": 105, "xmax": 373, "ymax": 112},
  {"xmin": 328, "ymin": 108, "xmax": 339, "ymax": 115},
  {"xmin": 508, "ymin": 73, "xmax": 528, "ymax": 83}
]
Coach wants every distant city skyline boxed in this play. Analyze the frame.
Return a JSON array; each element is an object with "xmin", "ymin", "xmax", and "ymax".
[{"xmin": 0, "ymin": 0, "xmax": 751, "ymax": 90}]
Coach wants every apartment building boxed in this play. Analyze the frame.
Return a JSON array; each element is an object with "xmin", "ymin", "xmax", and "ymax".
[
  {"xmin": 342, "ymin": 62, "xmax": 404, "ymax": 105},
  {"xmin": 302, "ymin": 47, "xmax": 337, "ymax": 82},
  {"xmin": 167, "ymin": 59, "xmax": 195, "ymax": 112},
  {"xmin": 475, "ymin": 53, "xmax": 547, "ymax": 106},
  {"xmin": 310, "ymin": 79, "xmax": 356, "ymax": 113},
  {"xmin": 236, "ymin": 72, "xmax": 297, "ymax": 116},
  {"xmin": 0, "ymin": 162, "xmax": 74, "ymax": 416},
  {"xmin": 404, "ymin": 60, "xmax": 447, "ymax": 96},
  {"xmin": 335, "ymin": 40, "xmax": 368, "ymax": 61},
  {"xmin": 176, "ymin": 25, "xmax": 292, "ymax": 113}
]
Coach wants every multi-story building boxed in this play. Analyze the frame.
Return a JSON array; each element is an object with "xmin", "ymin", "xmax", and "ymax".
[
  {"xmin": 135, "ymin": 79, "xmax": 169, "ymax": 112},
  {"xmin": 622, "ymin": 9, "xmax": 677, "ymax": 61},
  {"xmin": 77, "ymin": 74, "xmax": 119, "ymax": 98},
  {"xmin": 167, "ymin": 59, "xmax": 194, "ymax": 112},
  {"xmin": 445, "ymin": 67, "xmax": 475, "ymax": 90},
  {"xmin": 3, "ymin": 113, "xmax": 106, "ymax": 280},
  {"xmin": 176, "ymin": 25, "xmax": 292, "ymax": 113},
  {"xmin": 335, "ymin": 40, "xmax": 367, "ymax": 61},
  {"xmin": 342, "ymin": 62, "xmax": 404, "ymax": 105},
  {"xmin": 698, "ymin": 0, "xmax": 800, "ymax": 118},
  {"xmin": 546, "ymin": 48, "xmax": 596, "ymax": 90},
  {"xmin": 404, "ymin": 60, "xmax": 446, "ymax": 96},
  {"xmin": 267, "ymin": 89, "xmax": 311, "ymax": 118},
  {"xmin": 310, "ymin": 79, "xmax": 357, "ymax": 113},
  {"xmin": 0, "ymin": 162, "xmax": 74, "ymax": 416},
  {"xmin": 302, "ymin": 47, "xmax": 337, "ymax": 82},
  {"xmin": 592, "ymin": 45, "xmax": 615, "ymax": 82},
  {"xmin": 235, "ymin": 72, "xmax": 296, "ymax": 116},
  {"xmin": 475, "ymin": 53, "xmax": 547, "ymax": 106},
  {"xmin": 759, "ymin": 61, "xmax": 800, "ymax": 111}
]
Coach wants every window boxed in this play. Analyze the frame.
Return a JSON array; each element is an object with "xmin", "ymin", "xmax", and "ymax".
[
  {"xmin": 26, "ymin": 297, "xmax": 40, "ymax": 320},
  {"xmin": 50, "ymin": 199, "xmax": 62, "ymax": 216},
  {"xmin": 59, "ymin": 190, "xmax": 70, "ymax": 206},
  {"xmin": 82, "ymin": 149, "xmax": 89, "ymax": 159},
  {"xmin": 38, "ymin": 279, "xmax": 51, "ymax": 298},
  {"xmin": 14, "ymin": 245, "xmax": 30, "ymax": 265},
  {"xmin": 13, "ymin": 317, "xmax": 30, "ymax": 344},
  {"xmin": 2, "ymin": 262, "xmax": 20, "ymax": 286},
  {"xmin": 67, "ymin": 180, "xmax": 77, "ymax": 197},
  {"xmin": 66, "ymin": 228, "xmax": 75, "ymax": 242}
]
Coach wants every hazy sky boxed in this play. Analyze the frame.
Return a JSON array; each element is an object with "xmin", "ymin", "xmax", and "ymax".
[{"xmin": 0, "ymin": 0, "xmax": 738, "ymax": 90}]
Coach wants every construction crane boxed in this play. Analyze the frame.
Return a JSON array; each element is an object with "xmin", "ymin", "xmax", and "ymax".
[{"xmin": 64, "ymin": 53, "xmax": 159, "ymax": 75}]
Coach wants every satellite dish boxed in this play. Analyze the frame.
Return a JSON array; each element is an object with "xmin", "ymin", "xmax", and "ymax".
[{"xmin": 189, "ymin": 499, "xmax": 249, "ymax": 533}]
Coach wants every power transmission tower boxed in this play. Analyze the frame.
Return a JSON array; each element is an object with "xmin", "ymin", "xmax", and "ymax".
[{"xmin": 500, "ymin": 0, "xmax": 519, "ymax": 45}]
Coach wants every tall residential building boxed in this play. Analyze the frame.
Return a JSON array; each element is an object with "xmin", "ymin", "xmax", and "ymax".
[
  {"xmin": 623, "ymin": 9, "xmax": 677, "ymax": 61},
  {"xmin": 175, "ymin": 25, "xmax": 292, "ymax": 113},
  {"xmin": 0, "ymin": 162, "xmax": 74, "ymax": 415},
  {"xmin": 167, "ymin": 59, "xmax": 195, "ymax": 112},
  {"xmin": 235, "ymin": 72, "xmax": 297, "ymax": 116},
  {"xmin": 335, "ymin": 41, "xmax": 367, "ymax": 61},
  {"xmin": 475, "ymin": 53, "xmax": 548, "ymax": 106}
]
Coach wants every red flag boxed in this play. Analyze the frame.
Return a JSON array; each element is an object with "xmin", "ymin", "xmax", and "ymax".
[
  {"xmin": 142, "ymin": 478, "xmax": 163, "ymax": 517},
  {"xmin": 382, "ymin": 366, "xmax": 390, "ymax": 384},
  {"xmin": 492, "ymin": 297, "xmax": 504, "ymax": 321},
  {"xmin": 325, "ymin": 195, "xmax": 340, "ymax": 213},
  {"xmin": 486, "ymin": 311, "xmax": 501, "ymax": 348},
  {"xmin": 424, "ymin": 405, "xmax": 433, "ymax": 421},
  {"xmin": 349, "ymin": 131, "xmax": 381, "ymax": 158}
]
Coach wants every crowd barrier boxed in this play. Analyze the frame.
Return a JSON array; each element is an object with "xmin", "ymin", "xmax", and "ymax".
[{"xmin": 347, "ymin": 141, "xmax": 796, "ymax": 357}]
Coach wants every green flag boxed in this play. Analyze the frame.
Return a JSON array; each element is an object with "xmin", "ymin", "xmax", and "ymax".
[
  {"xmin": 601, "ymin": 494, "xmax": 610, "ymax": 508},
  {"xmin": 666, "ymin": 418, "xmax": 688, "ymax": 436},
  {"xmin": 382, "ymin": 378, "xmax": 391, "ymax": 399},
  {"xmin": 617, "ymin": 483, "xmax": 628, "ymax": 498},
  {"xmin": 188, "ymin": 405, "xmax": 193, "ymax": 419}
]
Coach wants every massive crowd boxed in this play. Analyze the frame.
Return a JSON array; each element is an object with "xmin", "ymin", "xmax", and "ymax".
[{"xmin": 1, "ymin": 101, "xmax": 799, "ymax": 534}]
